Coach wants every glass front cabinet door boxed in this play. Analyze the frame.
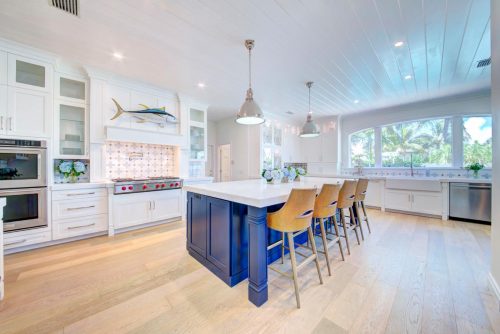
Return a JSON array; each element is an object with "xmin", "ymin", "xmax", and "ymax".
[
  {"xmin": 189, "ymin": 108, "xmax": 206, "ymax": 161},
  {"xmin": 54, "ymin": 75, "xmax": 88, "ymax": 158},
  {"xmin": 8, "ymin": 54, "xmax": 52, "ymax": 92}
]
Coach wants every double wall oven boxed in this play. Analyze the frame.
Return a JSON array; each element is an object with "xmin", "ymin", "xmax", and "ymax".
[{"xmin": 0, "ymin": 139, "xmax": 47, "ymax": 233}]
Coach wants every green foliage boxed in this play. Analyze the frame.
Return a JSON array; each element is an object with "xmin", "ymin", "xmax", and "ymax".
[
  {"xmin": 465, "ymin": 162, "xmax": 484, "ymax": 172},
  {"xmin": 381, "ymin": 118, "xmax": 452, "ymax": 167}
]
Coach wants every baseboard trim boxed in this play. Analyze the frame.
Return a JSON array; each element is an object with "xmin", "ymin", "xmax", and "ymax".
[{"xmin": 488, "ymin": 272, "xmax": 500, "ymax": 302}]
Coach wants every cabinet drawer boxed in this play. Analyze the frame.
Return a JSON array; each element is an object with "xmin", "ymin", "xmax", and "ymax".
[
  {"xmin": 4, "ymin": 231, "xmax": 51, "ymax": 250},
  {"xmin": 52, "ymin": 188, "xmax": 107, "ymax": 201},
  {"xmin": 52, "ymin": 197, "xmax": 107, "ymax": 220},
  {"xmin": 53, "ymin": 214, "xmax": 108, "ymax": 240}
]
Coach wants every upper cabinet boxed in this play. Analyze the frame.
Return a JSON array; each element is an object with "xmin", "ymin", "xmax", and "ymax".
[
  {"xmin": 5, "ymin": 86, "xmax": 52, "ymax": 138},
  {"xmin": 54, "ymin": 73, "xmax": 89, "ymax": 158},
  {"xmin": 7, "ymin": 54, "xmax": 52, "ymax": 92},
  {"xmin": 189, "ymin": 108, "xmax": 206, "ymax": 161},
  {"xmin": 0, "ymin": 51, "xmax": 7, "ymax": 85}
]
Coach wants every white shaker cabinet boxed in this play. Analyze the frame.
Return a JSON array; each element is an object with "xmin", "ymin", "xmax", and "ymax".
[
  {"xmin": 0, "ymin": 51, "xmax": 6, "ymax": 85},
  {"xmin": 385, "ymin": 189, "xmax": 442, "ymax": 216},
  {"xmin": 112, "ymin": 190, "xmax": 182, "ymax": 231},
  {"xmin": 385, "ymin": 189, "xmax": 413, "ymax": 212},
  {"xmin": 5, "ymin": 87, "xmax": 52, "ymax": 138}
]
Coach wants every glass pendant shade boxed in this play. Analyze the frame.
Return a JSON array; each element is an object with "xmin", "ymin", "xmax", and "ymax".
[
  {"xmin": 299, "ymin": 81, "xmax": 320, "ymax": 138},
  {"xmin": 236, "ymin": 87, "xmax": 264, "ymax": 125},
  {"xmin": 236, "ymin": 39, "xmax": 265, "ymax": 125}
]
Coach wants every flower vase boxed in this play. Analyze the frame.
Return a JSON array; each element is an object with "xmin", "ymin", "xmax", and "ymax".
[
  {"xmin": 68, "ymin": 174, "xmax": 78, "ymax": 183},
  {"xmin": 473, "ymin": 170, "xmax": 479, "ymax": 178}
]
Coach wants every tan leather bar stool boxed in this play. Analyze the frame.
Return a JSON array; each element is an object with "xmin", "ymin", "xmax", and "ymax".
[
  {"xmin": 354, "ymin": 178, "xmax": 371, "ymax": 239},
  {"xmin": 337, "ymin": 180, "xmax": 360, "ymax": 255},
  {"xmin": 311, "ymin": 184, "xmax": 345, "ymax": 276},
  {"xmin": 267, "ymin": 188, "xmax": 323, "ymax": 308}
]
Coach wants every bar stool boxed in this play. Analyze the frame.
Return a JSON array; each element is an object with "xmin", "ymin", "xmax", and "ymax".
[
  {"xmin": 267, "ymin": 188, "xmax": 323, "ymax": 309},
  {"xmin": 311, "ymin": 184, "xmax": 345, "ymax": 276},
  {"xmin": 337, "ymin": 180, "xmax": 360, "ymax": 255},
  {"xmin": 354, "ymin": 178, "xmax": 371, "ymax": 239}
]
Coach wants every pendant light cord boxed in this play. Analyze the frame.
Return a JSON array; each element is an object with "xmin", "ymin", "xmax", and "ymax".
[
  {"xmin": 248, "ymin": 48, "xmax": 252, "ymax": 89},
  {"xmin": 308, "ymin": 84, "xmax": 311, "ymax": 115}
]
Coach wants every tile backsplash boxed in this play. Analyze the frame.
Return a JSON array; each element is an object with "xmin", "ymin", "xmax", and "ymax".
[{"xmin": 105, "ymin": 141, "xmax": 177, "ymax": 179}]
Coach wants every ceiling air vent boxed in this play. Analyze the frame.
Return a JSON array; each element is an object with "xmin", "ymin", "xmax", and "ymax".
[
  {"xmin": 50, "ymin": 0, "xmax": 79, "ymax": 17},
  {"xmin": 477, "ymin": 57, "xmax": 491, "ymax": 68},
  {"xmin": 285, "ymin": 111, "xmax": 294, "ymax": 115}
]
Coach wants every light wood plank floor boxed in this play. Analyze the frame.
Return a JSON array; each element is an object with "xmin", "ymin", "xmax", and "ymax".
[{"xmin": 1, "ymin": 210, "xmax": 499, "ymax": 334}]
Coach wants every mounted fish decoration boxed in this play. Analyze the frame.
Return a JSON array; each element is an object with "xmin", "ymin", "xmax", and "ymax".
[{"xmin": 110, "ymin": 98, "xmax": 177, "ymax": 127}]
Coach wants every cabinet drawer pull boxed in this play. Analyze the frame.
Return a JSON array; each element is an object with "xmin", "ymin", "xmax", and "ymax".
[
  {"xmin": 67, "ymin": 192, "xmax": 96, "ymax": 196},
  {"xmin": 5, "ymin": 239, "xmax": 27, "ymax": 246},
  {"xmin": 67, "ymin": 223, "xmax": 96, "ymax": 230},
  {"xmin": 67, "ymin": 205, "xmax": 95, "ymax": 211}
]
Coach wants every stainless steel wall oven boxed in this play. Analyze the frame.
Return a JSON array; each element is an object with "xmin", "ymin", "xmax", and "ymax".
[{"xmin": 0, "ymin": 139, "xmax": 47, "ymax": 232}]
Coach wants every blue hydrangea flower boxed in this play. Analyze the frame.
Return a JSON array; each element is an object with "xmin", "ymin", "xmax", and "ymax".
[
  {"xmin": 73, "ymin": 161, "xmax": 86, "ymax": 173},
  {"xmin": 263, "ymin": 170, "xmax": 272, "ymax": 180},
  {"xmin": 297, "ymin": 167, "xmax": 306, "ymax": 175},
  {"xmin": 288, "ymin": 168, "xmax": 297, "ymax": 180},
  {"xmin": 281, "ymin": 168, "xmax": 289, "ymax": 177},
  {"xmin": 59, "ymin": 161, "xmax": 72, "ymax": 173}
]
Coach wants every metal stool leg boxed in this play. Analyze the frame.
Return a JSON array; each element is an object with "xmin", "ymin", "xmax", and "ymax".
[
  {"xmin": 349, "ymin": 206, "xmax": 361, "ymax": 245},
  {"xmin": 339, "ymin": 208, "xmax": 351, "ymax": 255}
]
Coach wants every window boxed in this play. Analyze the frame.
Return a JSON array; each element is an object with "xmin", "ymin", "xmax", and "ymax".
[
  {"xmin": 381, "ymin": 118, "xmax": 452, "ymax": 167},
  {"xmin": 463, "ymin": 116, "xmax": 492, "ymax": 167},
  {"xmin": 261, "ymin": 121, "xmax": 282, "ymax": 169},
  {"xmin": 350, "ymin": 128, "xmax": 375, "ymax": 167}
]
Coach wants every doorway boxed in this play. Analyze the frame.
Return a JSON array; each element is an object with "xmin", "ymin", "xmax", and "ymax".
[{"xmin": 218, "ymin": 144, "xmax": 231, "ymax": 182}]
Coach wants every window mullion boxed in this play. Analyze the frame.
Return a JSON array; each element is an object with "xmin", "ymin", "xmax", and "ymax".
[{"xmin": 453, "ymin": 116, "xmax": 464, "ymax": 168}]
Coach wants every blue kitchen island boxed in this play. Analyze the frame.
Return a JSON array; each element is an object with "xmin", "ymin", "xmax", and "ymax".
[{"xmin": 184, "ymin": 177, "xmax": 344, "ymax": 307}]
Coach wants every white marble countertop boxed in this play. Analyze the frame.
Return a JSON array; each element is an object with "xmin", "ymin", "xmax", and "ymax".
[
  {"xmin": 306, "ymin": 174, "xmax": 491, "ymax": 184},
  {"xmin": 183, "ymin": 177, "xmax": 344, "ymax": 208},
  {"xmin": 50, "ymin": 181, "xmax": 114, "ymax": 191},
  {"xmin": 182, "ymin": 176, "xmax": 214, "ymax": 183}
]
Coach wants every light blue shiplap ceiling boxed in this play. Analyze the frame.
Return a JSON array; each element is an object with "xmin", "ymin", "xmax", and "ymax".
[{"xmin": 0, "ymin": 0, "xmax": 490, "ymax": 121}]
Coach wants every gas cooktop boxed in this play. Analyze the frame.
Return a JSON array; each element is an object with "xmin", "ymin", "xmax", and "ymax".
[{"xmin": 112, "ymin": 176, "xmax": 182, "ymax": 194}]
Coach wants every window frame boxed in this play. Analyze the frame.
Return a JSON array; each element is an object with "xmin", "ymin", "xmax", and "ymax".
[
  {"xmin": 348, "ymin": 127, "xmax": 376, "ymax": 168},
  {"xmin": 347, "ymin": 114, "xmax": 492, "ymax": 169},
  {"xmin": 462, "ymin": 114, "xmax": 493, "ymax": 168}
]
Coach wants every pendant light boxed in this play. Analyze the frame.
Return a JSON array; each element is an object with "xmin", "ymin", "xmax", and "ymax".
[
  {"xmin": 300, "ymin": 81, "xmax": 320, "ymax": 138},
  {"xmin": 236, "ymin": 39, "xmax": 265, "ymax": 125}
]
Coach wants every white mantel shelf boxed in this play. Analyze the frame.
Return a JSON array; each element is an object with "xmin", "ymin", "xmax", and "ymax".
[{"xmin": 183, "ymin": 177, "xmax": 345, "ymax": 208}]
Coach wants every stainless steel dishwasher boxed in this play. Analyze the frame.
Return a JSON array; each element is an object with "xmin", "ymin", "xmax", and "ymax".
[{"xmin": 449, "ymin": 182, "xmax": 491, "ymax": 223}]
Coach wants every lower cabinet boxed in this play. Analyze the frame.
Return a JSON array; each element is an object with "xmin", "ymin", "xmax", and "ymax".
[
  {"xmin": 385, "ymin": 189, "xmax": 442, "ymax": 216},
  {"xmin": 113, "ymin": 189, "xmax": 181, "ymax": 230},
  {"xmin": 53, "ymin": 214, "xmax": 108, "ymax": 240},
  {"xmin": 186, "ymin": 192, "xmax": 248, "ymax": 286},
  {"xmin": 52, "ymin": 187, "xmax": 108, "ymax": 240},
  {"xmin": 4, "ymin": 230, "xmax": 51, "ymax": 251}
]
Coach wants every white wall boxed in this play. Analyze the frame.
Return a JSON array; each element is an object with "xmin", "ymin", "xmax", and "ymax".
[
  {"xmin": 490, "ymin": 0, "xmax": 500, "ymax": 300},
  {"xmin": 340, "ymin": 92, "xmax": 491, "ymax": 168},
  {"xmin": 215, "ymin": 117, "xmax": 260, "ymax": 181}
]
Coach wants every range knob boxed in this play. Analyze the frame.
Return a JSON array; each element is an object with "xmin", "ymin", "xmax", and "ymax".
[
  {"xmin": 155, "ymin": 184, "xmax": 160, "ymax": 189},
  {"xmin": 142, "ymin": 184, "xmax": 148, "ymax": 190},
  {"xmin": 128, "ymin": 186, "xmax": 133, "ymax": 190},
  {"xmin": 161, "ymin": 183, "xmax": 166, "ymax": 188},
  {"xmin": 170, "ymin": 183, "xmax": 174, "ymax": 187},
  {"xmin": 175, "ymin": 182, "xmax": 180, "ymax": 187},
  {"xmin": 121, "ymin": 186, "xmax": 126, "ymax": 191}
]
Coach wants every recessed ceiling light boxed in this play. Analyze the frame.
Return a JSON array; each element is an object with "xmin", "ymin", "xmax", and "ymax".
[
  {"xmin": 394, "ymin": 41, "xmax": 404, "ymax": 47},
  {"xmin": 354, "ymin": 100, "xmax": 359, "ymax": 104},
  {"xmin": 197, "ymin": 82, "xmax": 206, "ymax": 88},
  {"xmin": 112, "ymin": 52, "xmax": 124, "ymax": 60},
  {"xmin": 404, "ymin": 74, "xmax": 412, "ymax": 80}
]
